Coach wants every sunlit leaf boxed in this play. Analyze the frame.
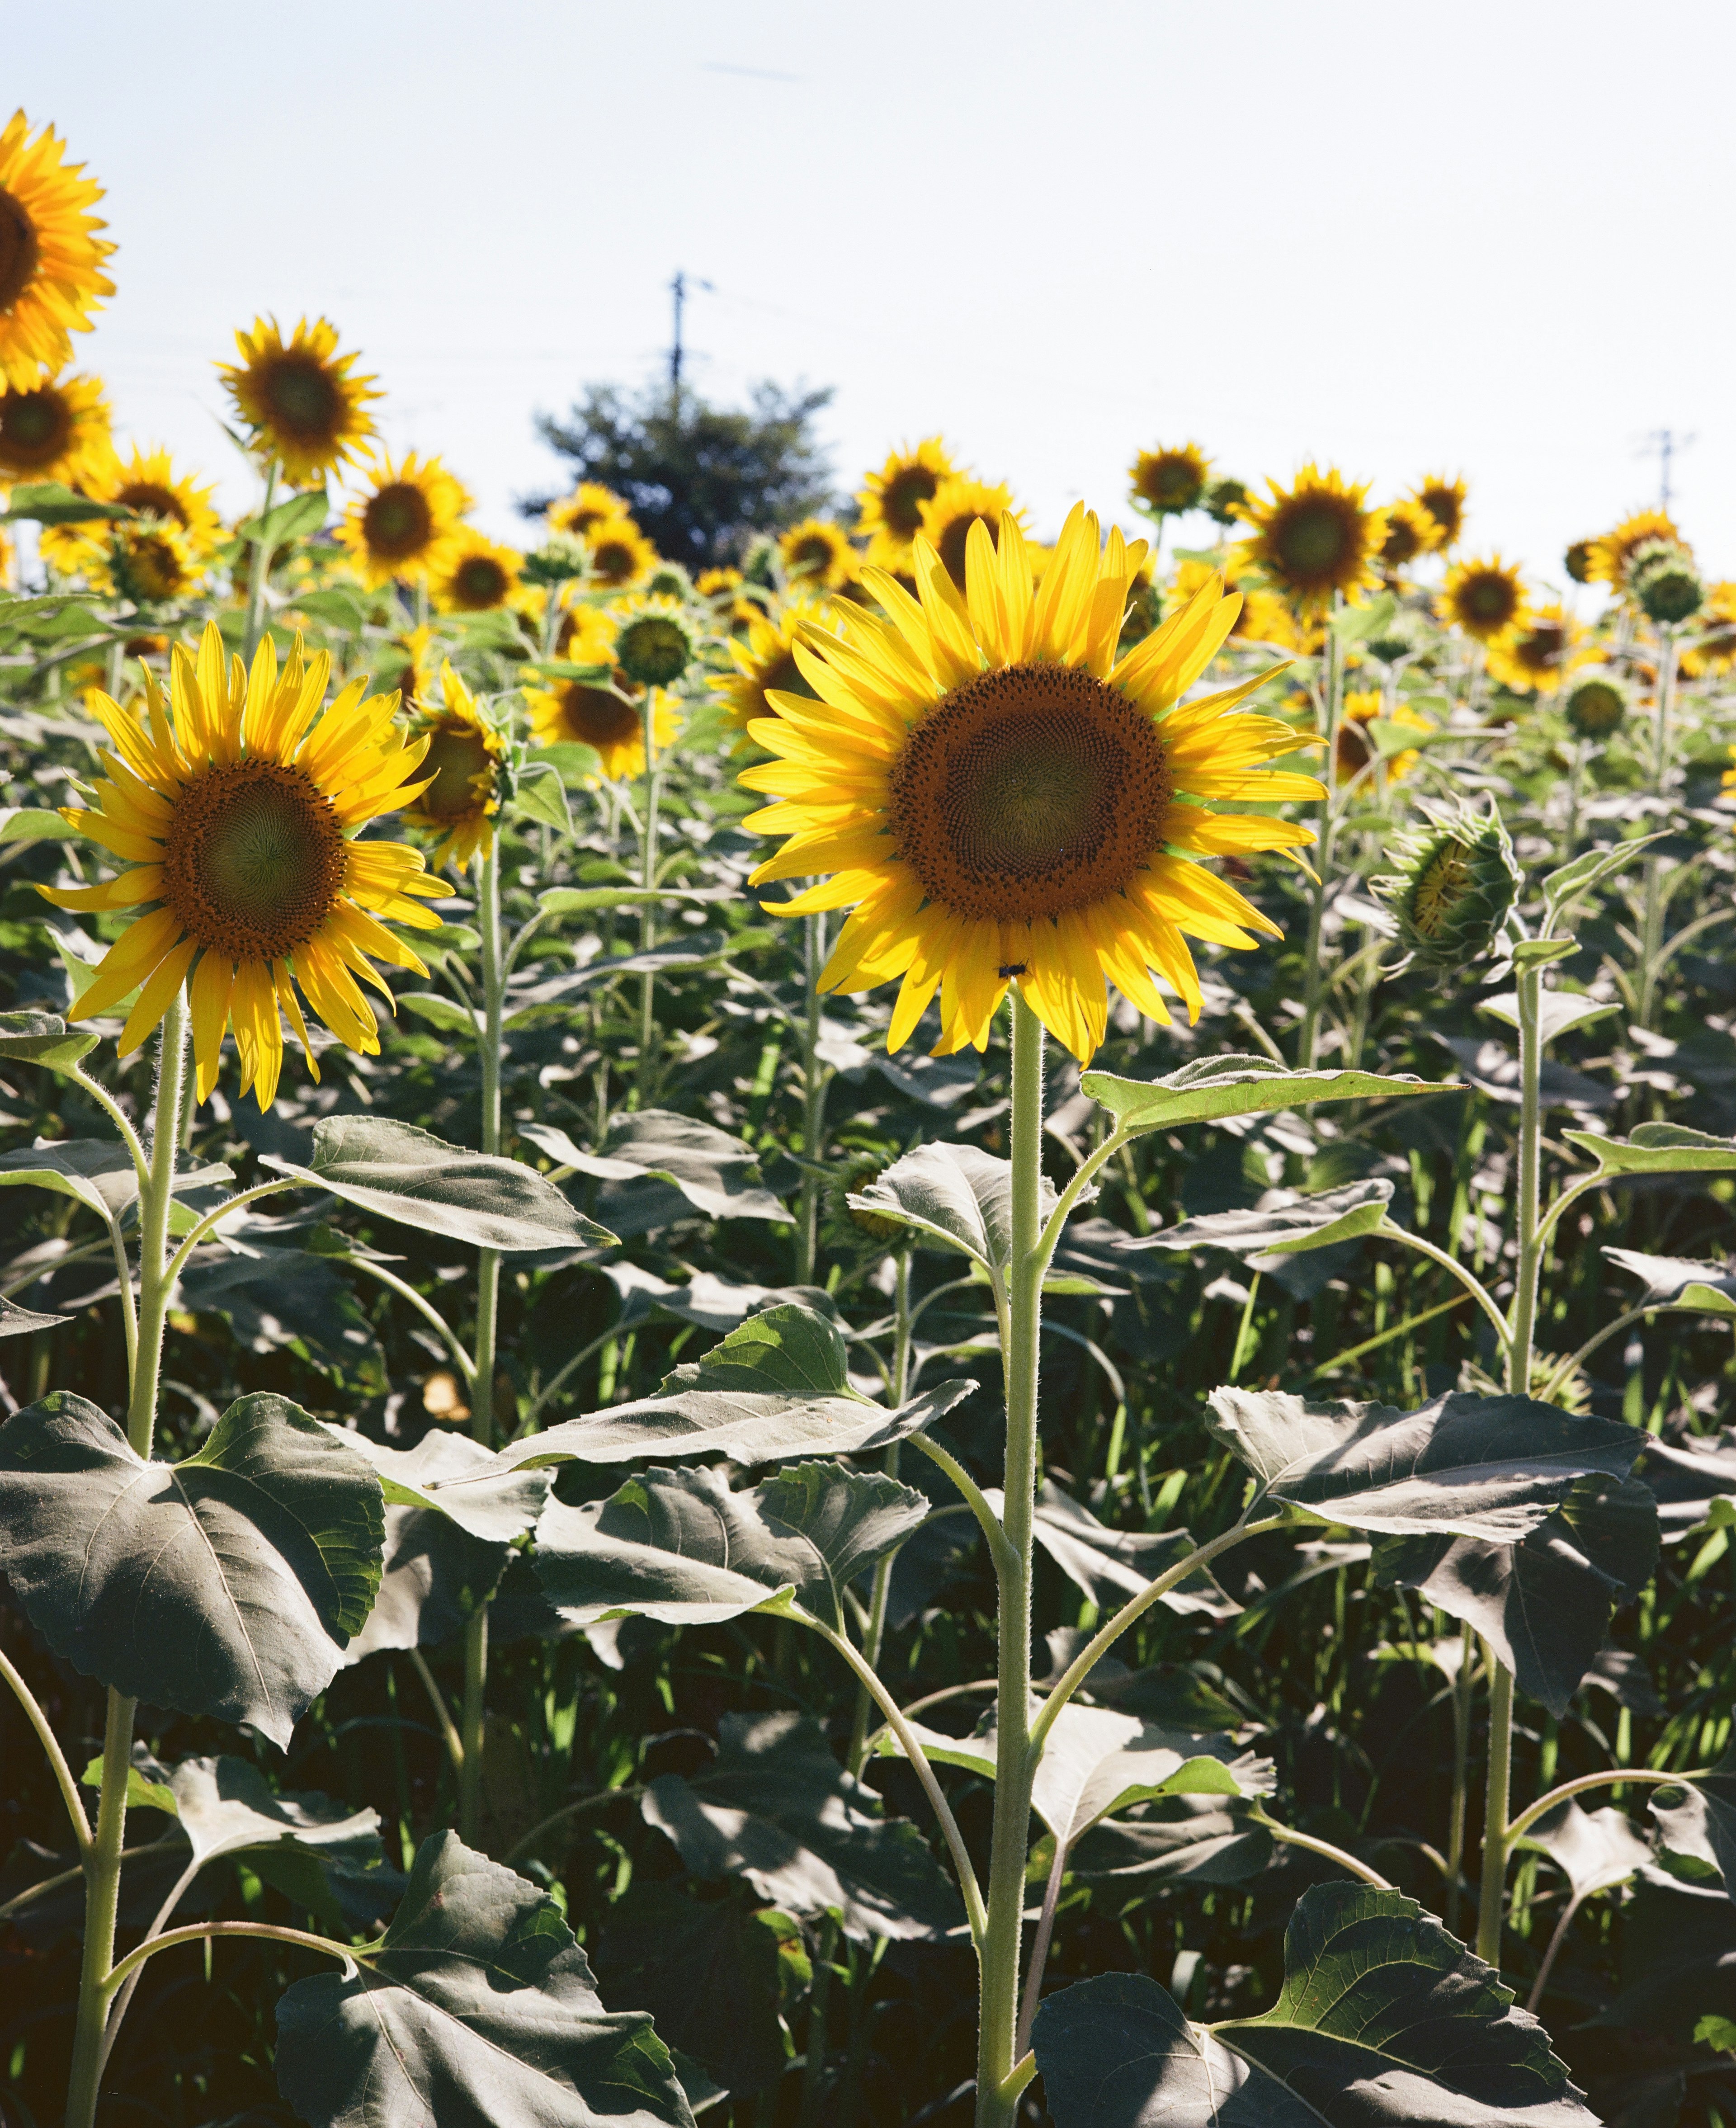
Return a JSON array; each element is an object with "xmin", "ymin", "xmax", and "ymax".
[{"xmin": 1082, "ymin": 1053, "xmax": 1441, "ymax": 1134}]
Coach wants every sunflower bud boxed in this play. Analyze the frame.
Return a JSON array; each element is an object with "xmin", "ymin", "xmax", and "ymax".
[
  {"xmin": 1563, "ymin": 539, "xmax": 1594, "ymax": 586},
  {"xmin": 522, "ymin": 533, "xmax": 589, "ymax": 587},
  {"xmin": 830, "ymin": 1156, "xmax": 906, "ymax": 1249},
  {"xmin": 1203, "ymin": 477, "xmax": 1248, "ymax": 526},
  {"xmin": 1628, "ymin": 538, "xmax": 1704, "ymax": 626},
  {"xmin": 645, "ymin": 561, "xmax": 695, "ymax": 602},
  {"xmin": 1373, "ymin": 799, "xmax": 1521, "ymax": 970},
  {"xmin": 613, "ymin": 597, "xmax": 699, "ymax": 689},
  {"xmin": 1563, "ymin": 670, "xmax": 1628, "ymax": 741},
  {"xmin": 741, "ymin": 533, "xmax": 781, "ymax": 591}
]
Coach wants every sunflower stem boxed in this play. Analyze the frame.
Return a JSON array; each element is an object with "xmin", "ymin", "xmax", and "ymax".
[
  {"xmin": 847, "ymin": 1246, "xmax": 913, "ymax": 1778},
  {"xmin": 975, "ymin": 987, "xmax": 1044, "ymax": 2128},
  {"xmin": 637, "ymin": 683, "xmax": 661, "ymax": 1104},
  {"xmin": 65, "ymin": 993, "xmax": 186, "ymax": 2128},
  {"xmin": 242, "ymin": 458, "xmax": 279, "ymax": 665},
  {"xmin": 1297, "ymin": 602, "xmax": 1343, "ymax": 1071},
  {"xmin": 460, "ymin": 837, "xmax": 504, "ymax": 1847},
  {"xmin": 795, "ymin": 908, "xmax": 829, "ymax": 1285},
  {"xmin": 1637, "ymin": 622, "xmax": 1677, "ymax": 1029}
]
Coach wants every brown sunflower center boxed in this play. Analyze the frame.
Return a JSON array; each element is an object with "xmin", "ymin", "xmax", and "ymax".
[
  {"xmin": 455, "ymin": 556, "xmax": 509, "ymax": 607},
  {"xmin": 591, "ymin": 539, "xmax": 636, "ymax": 585},
  {"xmin": 555, "ymin": 682, "xmax": 640, "ymax": 750},
  {"xmin": 0, "ymin": 387, "xmax": 71, "ymax": 470},
  {"xmin": 0, "ymin": 190, "xmax": 38, "ymax": 312},
  {"xmin": 416, "ymin": 725, "xmax": 495, "ymax": 821},
  {"xmin": 937, "ymin": 511, "xmax": 997, "ymax": 592},
  {"xmin": 123, "ymin": 532, "xmax": 187, "ymax": 601},
  {"xmin": 118, "ymin": 481, "xmax": 188, "ymax": 527},
  {"xmin": 887, "ymin": 664, "xmax": 1172, "ymax": 924},
  {"xmin": 760, "ymin": 648, "xmax": 811, "ymax": 707},
  {"xmin": 881, "ymin": 464, "xmax": 940, "ymax": 538},
  {"xmin": 1461, "ymin": 574, "xmax": 1517, "ymax": 626},
  {"xmin": 261, "ymin": 354, "xmax": 341, "ymax": 440},
  {"xmin": 1141, "ymin": 456, "xmax": 1203, "ymax": 511},
  {"xmin": 1516, "ymin": 623, "xmax": 1563, "ymax": 672},
  {"xmin": 1420, "ymin": 490, "xmax": 1462, "ymax": 543},
  {"xmin": 788, "ymin": 534, "xmax": 835, "ymax": 575},
  {"xmin": 1274, "ymin": 502, "xmax": 1352, "ymax": 581},
  {"xmin": 163, "ymin": 760, "xmax": 346, "ymax": 960},
  {"xmin": 1382, "ymin": 515, "xmax": 1424, "ymax": 567},
  {"xmin": 363, "ymin": 481, "xmax": 434, "ymax": 561}
]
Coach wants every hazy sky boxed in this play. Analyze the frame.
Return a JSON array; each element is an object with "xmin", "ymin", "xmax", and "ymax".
[{"xmin": 14, "ymin": 1, "xmax": 1735, "ymax": 588}]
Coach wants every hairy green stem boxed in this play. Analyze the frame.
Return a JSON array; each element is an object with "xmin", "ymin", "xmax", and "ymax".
[
  {"xmin": 241, "ymin": 458, "xmax": 279, "ymax": 665},
  {"xmin": 1254, "ymin": 1807, "xmax": 1391, "ymax": 1887},
  {"xmin": 1637, "ymin": 623, "xmax": 1677, "ymax": 1029},
  {"xmin": 795, "ymin": 909, "xmax": 829, "ymax": 1284},
  {"xmin": 1297, "ymin": 609, "xmax": 1344, "ymax": 1071},
  {"xmin": 101, "ymin": 1919, "xmax": 361, "ymax": 1997},
  {"xmin": 848, "ymin": 1247, "xmax": 913, "ymax": 1776},
  {"xmin": 1504, "ymin": 1765, "xmax": 1701, "ymax": 1849},
  {"xmin": 0, "ymin": 1642, "xmax": 91, "ymax": 1856},
  {"xmin": 1445, "ymin": 1618, "xmax": 1476, "ymax": 1935},
  {"xmin": 637, "ymin": 684, "xmax": 661, "ymax": 1101}
]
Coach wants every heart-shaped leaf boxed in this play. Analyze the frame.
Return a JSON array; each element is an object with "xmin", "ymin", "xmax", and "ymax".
[
  {"xmin": 523, "ymin": 1110, "xmax": 787, "ymax": 1222},
  {"xmin": 261, "ymin": 1114, "xmax": 616, "ymax": 1252},
  {"xmin": 329, "ymin": 1426, "xmax": 552, "ymax": 1545},
  {"xmin": 275, "ymin": 1831, "xmax": 694, "ymax": 2128},
  {"xmin": 1121, "ymin": 1179, "xmax": 1394, "ymax": 1260},
  {"xmin": 1032, "ymin": 1882, "xmax": 1594, "ymax": 2128},
  {"xmin": 533, "ymin": 1459, "xmax": 927, "ymax": 1633},
  {"xmin": 846, "ymin": 1141, "xmax": 1057, "ymax": 1269},
  {"xmin": 1595, "ymin": 1866, "xmax": 1736, "ymax": 2042},
  {"xmin": 0, "ymin": 1139, "xmax": 141, "ymax": 1219},
  {"xmin": 238, "ymin": 487, "xmax": 329, "ymax": 547},
  {"xmin": 1563, "ymin": 1122, "xmax": 1736, "ymax": 1178},
  {"xmin": 1072, "ymin": 1794, "xmax": 1275, "ymax": 1886},
  {"xmin": 0, "ymin": 1391, "xmax": 383, "ymax": 1746},
  {"xmin": 1542, "ymin": 835, "xmax": 1660, "ymax": 925},
  {"xmin": 1607, "ymin": 1246, "xmax": 1736, "ymax": 1316},
  {"xmin": 1081, "ymin": 1053, "xmax": 1441, "ymax": 1134},
  {"xmin": 1208, "ymin": 1387, "xmax": 1647, "ymax": 1541},
  {"xmin": 642, "ymin": 1709, "xmax": 961, "ymax": 1942},
  {"xmin": 505, "ymin": 1302, "xmax": 972, "ymax": 1468},
  {"xmin": 1374, "ymin": 1476, "xmax": 1660, "ymax": 1716}
]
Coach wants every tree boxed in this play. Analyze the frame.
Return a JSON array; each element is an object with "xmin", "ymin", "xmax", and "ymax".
[{"xmin": 529, "ymin": 377, "xmax": 835, "ymax": 570}]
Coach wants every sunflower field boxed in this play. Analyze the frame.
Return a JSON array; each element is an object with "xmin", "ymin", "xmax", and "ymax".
[{"xmin": 6, "ymin": 105, "xmax": 1736, "ymax": 2128}]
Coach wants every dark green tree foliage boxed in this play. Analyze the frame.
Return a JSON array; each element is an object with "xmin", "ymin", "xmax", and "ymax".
[{"xmin": 530, "ymin": 379, "xmax": 834, "ymax": 568}]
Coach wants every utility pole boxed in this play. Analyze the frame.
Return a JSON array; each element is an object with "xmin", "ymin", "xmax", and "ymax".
[
  {"xmin": 1643, "ymin": 427, "xmax": 1696, "ymax": 513},
  {"xmin": 669, "ymin": 270, "xmax": 712, "ymax": 405}
]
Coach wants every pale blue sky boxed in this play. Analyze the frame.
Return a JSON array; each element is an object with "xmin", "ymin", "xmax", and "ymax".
[{"xmin": 15, "ymin": 0, "xmax": 1735, "ymax": 589}]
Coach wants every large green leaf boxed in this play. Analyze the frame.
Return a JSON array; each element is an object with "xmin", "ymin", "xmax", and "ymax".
[
  {"xmin": 181, "ymin": 1244, "xmax": 383, "ymax": 1381},
  {"xmin": 1123, "ymin": 1180, "xmax": 1394, "ymax": 1260},
  {"xmin": 261, "ymin": 1114, "xmax": 616, "ymax": 1252},
  {"xmin": 276, "ymin": 1831, "xmax": 694, "ymax": 2128},
  {"xmin": 1650, "ymin": 1728, "xmax": 1736, "ymax": 1897},
  {"xmin": 523, "ymin": 1110, "xmax": 787, "ymax": 1223},
  {"xmin": 643, "ymin": 1709, "xmax": 961, "ymax": 1942},
  {"xmin": 1596, "ymin": 1867, "xmax": 1736, "ymax": 2043},
  {"xmin": 329, "ymin": 1426, "xmax": 552, "ymax": 1544},
  {"xmin": 504, "ymin": 1302, "xmax": 971, "ymax": 1467},
  {"xmin": 1479, "ymin": 991, "xmax": 1622, "ymax": 1046},
  {"xmin": 0, "ymin": 1391, "xmax": 383, "ymax": 1746},
  {"xmin": 1373, "ymin": 1477, "xmax": 1659, "ymax": 1717},
  {"xmin": 0, "ymin": 481, "xmax": 137, "ymax": 525},
  {"xmin": 534, "ymin": 1459, "xmax": 926, "ymax": 1633},
  {"xmin": 238, "ymin": 486, "xmax": 329, "ymax": 547},
  {"xmin": 0, "ymin": 1009, "xmax": 99, "ymax": 1069},
  {"xmin": 846, "ymin": 1141, "xmax": 1057, "ymax": 1269},
  {"xmin": 1032, "ymin": 1883, "xmax": 1594, "ymax": 2126},
  {"xmin": 1563, "ymin": 1122, "xmax": 1736, "ymax": 1178},
  {"xmin": 0, "ymin": 1138, "xmax": 227, "ymax": 1220},
  {"xmin": 1072, "ymin": 1794, "xmax": 1275, "ymax": 1887},
  {"xmin": 1082, "ymin": 1053, "xmax": 1441, "ymax": 1134},
  {"xmin": 1607, "ymin": 1247, "xmax": 1736, "ymax": 1316},
  {"xmin": 1514, "ymin": 1799, "xmax": 1651, "ymax": 1908},
  {"xmin": 1208, "ymin": 1387, "xmax": 1647, "ymax": 1541}
]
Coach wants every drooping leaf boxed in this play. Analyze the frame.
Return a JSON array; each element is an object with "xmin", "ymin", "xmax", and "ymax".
[
  {"xmin": 533, "ymin": 1460, "xmax": 927, "ymax": 1633},
  {"xmin": 1515, "ymin": 1800, "xmax": 1651, "ymax": 1902},
  {"xmin": 1121, "ymin": 1180, "xmax": 1394, "ymax": 1260},
  {"xmin": 1032, "ymin": 1882, "xmax": 1594, "ymax": 2127},
  {"xmin": 1606, "ymin": 1247, "xmax": 1736, "ymax": 1317},
  {"xmin": 846, "ymin": 1141, "xmax": 1057, "ymax": 1269},
  {"xmin": 523, "ymin": 1110, "xmax": 787, "ymax": 1223},
  {"xmin": 397, "ymin": 991, "xmax": 484, "ymax": 1035},
  {"xmin": 1072, "ymin": 1794, "xmax": 1276, "ymax": 1887},
  {"xmin": 1208, "ymin": 1386, "xmax": 1647, "ymax": 1541},
  {"xmin": 330, "ymin": 1426, "xmax": 552, "ymax": 1545},
  {"xmin": 983, "ymin": 1480, "xmax": 1238, "ymax": 1618},
  {"xmin": 0, "ymin": 1010, "xmax": 99, "ymax": 1068},
  {"xmin": 1651, "ymin": 1729, "xmax": 1736, "ymax": 1896},
  {"xmin": 260, "ymin": 1114, "xmax": 616, "ymax": 1252},
  {"xmin": 505, "ymin": 1302, "xmax": 971, "ymax": 1467},
  {"xmin": 0, "ymin": 1391, "xmax": 384, "ymax": 1746},
  {"xmin": 1479, "ymin": 991, "xmax": 1623, "ymax": 1046},
  {"xmin": 512, "ymin": 758, "xmax": 574, "ymax": 835},
  {"xmin": 0, "ymin": 806, "xmax": 78, "ymax": 845},
  {"xmin": 238, "ymin": 486, "xmax": 329, "ymax": 547},
  {"xmin": 275, "ymin": 1831, "xmax": 694, "ymax": 2128},
  {"xmin": 1542, "ymin": 835, "xmax": 1661, "ymax": 925},
  {"xmin": 1081, "ymin": 1053, "xmax": 1441, "ymax": 1134},
  {"xmin": 594, "ymin": 1260, "xmax": 838, "ymax": 1334},
  {"xmin": 1373, "ymin": 1477, "xmax": 1660, "ymax": 1716},
  {"xmin": 643, "ymin": 1709, "xmax": 961, "ymax": 1942},
  {"xmin": 1563, "ymin": 1122, "xmax": 1736, "ymax": 1179}
]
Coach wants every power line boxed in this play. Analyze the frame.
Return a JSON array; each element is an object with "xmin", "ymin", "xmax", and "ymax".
[{"xmin": 669, "ymin": 270, "xmax": 713, "ymax": 398}]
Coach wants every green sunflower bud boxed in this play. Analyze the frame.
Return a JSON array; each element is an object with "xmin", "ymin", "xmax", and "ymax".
[
  {"xmin": 613, "ymin": 598, "xmax": 699, "ymax": 689},
  {"xmin": 1203, "ymin": 477, "xmax": 1249, "ymax": 526},
  {"xmin": 741, "ymin": 533, "xmax": 781, "ymax": 591},
  {"xmin": 1563, "ymin": 538, "xmax": 1594, "ymax": 586},
  {"xmin": 645, "ymin": 561, "xmax": 695, "ymax": 601},
  {"xmin": 523, "ymin": 533, "xmax": 590, "ymax": 587},
  {"xmin": 1563, "ymin": 670, "xmax": 1628, "ymax": 741},
  {"xmin": 1628, "ymin": 538, "xmax": 1704, "ymax": 626},
  {"xmin": 1364, "ymin": 609, "xmax": 1424, "ymax": 666},
  {"xmin": 1372, "ymin": 798, "xmax": 1521, "ymax": 970}
]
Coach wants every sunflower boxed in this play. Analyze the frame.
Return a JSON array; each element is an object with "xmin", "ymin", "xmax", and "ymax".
[
  {"xmin": 1170, "ymin": 557, "xmax": 1299, "ymax": 652},
  {"xmin": 41, "ymin": 622, "xmax": 441, "ymax": 1109},
  {"xmin": 335, "ymin": 451, "xmax": 469, "ymax": 587},
  {"xmin": 1236, "ymin": 465, "xmax": 1386, "ymax": 613},
  {"xmin": 696, "ymin": 564, "xmax": 755, "ymax": 625},
  {"xmin": 713, "ymin": 597, "xmax": 830, "ymax": 731},
  {"xmin": 526, "ymin": 670, "xmax": 678, "ymax": 782},
  {"xmin": 376, "ymin": 624, "xmax": 440, "ymax": 710},
  {"xmin": 39, "ymin": 443, "xmax": 222, "ymax": 579},
  {"xmin": 1335, "ymin": 688, "xmax": 1429, "ymax": 783},
  {"xmin": 740, "ymin": 505, "xmax": 1322, "ymax": 1064},
  {"xmin": 1585, "ymin": 510, "xmax": 1680, "ymax": 592},
  {"xmin": 1379, "ymin": 497, "xmax": 1439, "ymax": 574},
  {"xmin": 857, "ymin": 438, "xmax": 955, "ymax": 571},
  {"xmin": 109, "ymin": 521, "xmax": 204, "ymax": 606},
  {"xmin": 219, "ymin": 316, "xmax": 380, "ymax": 485},
  {"xmin": 1440, "ymin": 555, "xmax": 1526, "ymax": 644},
  {"xmin": 401, "ymin": 663, "xmax": 503, "ymax": 873},
  {"xmin": 0, "ymin": 370, "xmax": 112, "ymax": 486},
  {"xmin": 1684, "ymin": 582, "xmax": 1736, "ymax": 678},
  {"xmin": 432, "ymin": 530, "xmax": 522, "ymax": 614},
  {"xmin": 585, "ymin": 514, "xmax": 657, "ymax": 590},
  {"xmin": 548, "ymin": 598, "xmax": 618, "ymax": 666},
  {"xmin": 1129, "ymin": 443, "xmax": 1210, "ymax": 517},
  {"xmin": 1411, "ymin": 476, "xmax": 1467, "ymax": 551},
  {"xmin": 1564, "ymin": 539, "xmax": 1594, "ymax": 586},
  {"xmin": 779, "ymin": 517, "xmax": 859, "ymax": 595},
  {"xmin": 1486, "ymin": 602, "xmax": 1586, "ymax": 693},
  {"xmin": 548, "ymin": 481, "xmax": 627, "ymax": 542},
  {"xmin": 0, "ymin": 112, "xmax": 115, "ymax": 391}
]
